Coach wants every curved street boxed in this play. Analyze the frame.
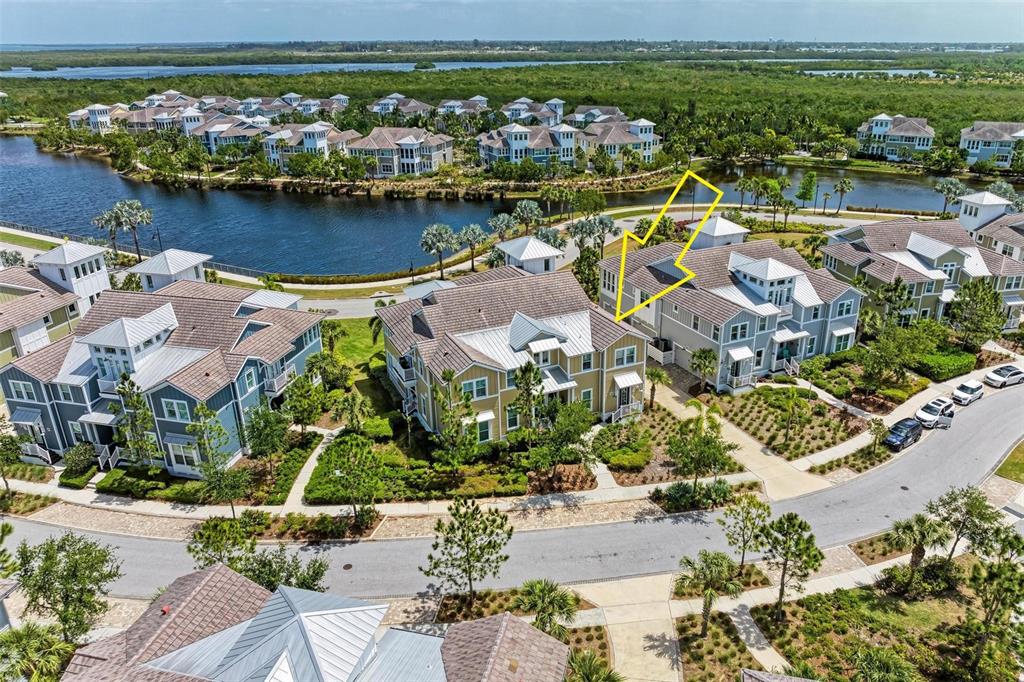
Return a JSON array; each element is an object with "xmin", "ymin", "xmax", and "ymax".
[{"xmin": 6, "ymin": 383, "xmax": 1022, "ymax": 600}]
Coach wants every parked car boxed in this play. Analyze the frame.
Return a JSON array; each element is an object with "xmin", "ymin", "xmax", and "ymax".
[
  {"xmin": 951, "ymin": 379, "xmax": 984, "ymax": 406},
  {"xmin": 915, "ymin": 397, "xmax": 955, "ymax": 428},
  {"xmin": 884, "ymin": 418, "xmax": 924, "ymax": 451},
  {"xmin": 983, "ymin": 365, "xmax": 1024, "ymax": 388}
]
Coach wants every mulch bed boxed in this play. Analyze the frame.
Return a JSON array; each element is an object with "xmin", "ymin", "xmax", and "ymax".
[
  {"xmin": 1, "ymin": 492, "xmax": 57, "ymax": 516},
  {"xmin": 849, "ymin": 532, "xmax": 908, "ymax": 565},
  {"xmin": 435, "ymin": 588, "xmax": 597, "ymax": 623},
  {"xmin": 976, "ymin": 348, "xmax": 1014, "ymax": 369},
  {"xmin": 677, "ymin": 612, "xmax": 763, "ymax": 681},
  {"xmin": 567, "ymin": 625, "xmax": 611, "ymax": 663},
  {"xmin": 674, "ymin": 563, "xmax": 771, "ymax": 598},
  {"xmin": 527, "ymin": 464, "xmax": 597, "ymax": 495}
]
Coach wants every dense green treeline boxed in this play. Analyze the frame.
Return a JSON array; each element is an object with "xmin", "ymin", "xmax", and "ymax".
[{"xmin": 3, "ymin": 62, "xmax": 1022, "ymax": 144}]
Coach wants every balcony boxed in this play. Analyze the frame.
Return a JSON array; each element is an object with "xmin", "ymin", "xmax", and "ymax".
[
  {"xmin": 776, "ymin": 303, "xmax": 794, "ymax": 321},
  {"xmin": 265, "ymin": 366, "xmax": 296, "ymax": 397},
  {"xmin": 97, "ymin": 378, "xmax": 119, "ymax": 397}
]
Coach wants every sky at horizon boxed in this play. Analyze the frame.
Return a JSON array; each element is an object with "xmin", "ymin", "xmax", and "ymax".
[{"xmin": 1, "ymin": 0, "xmax": 1023, "ymax": 46}]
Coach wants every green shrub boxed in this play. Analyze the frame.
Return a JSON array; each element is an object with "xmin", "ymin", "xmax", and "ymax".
[
  {"xmin": 95, "ymin": 467, "xmax": 167, "ymax": 498},
  {"xmin": 877, "ymin": 388, "xmax": 909, "ymax": 404},
  {"xmin": 151, "ymin": 481, "xmax": 206, "ymax": 503},
  {"xmin": 58, "ymin": 465, "xmax": 98, "ymax": 490},
  {"xmin": 605, "ymin": 447, "xmax": 651, "ymax": 471},
  {"xmin": 361, "ymin": 416, "xmax": 393, "ymax": 441},
  {"xmin": 773, "ymin": 373, "xmax": 798, "ymax": 385},
  {"xmin": 878, "ymin": 556, "xmax": 963, "ymax": 599},
  {"xmin": 652, "ymin": 479, "xmax": 734, "ymax": 513},
  {"xmin": 264, "ymin": 433, "xmax": 323, "ymax": 505},
  {"xmin": 240, "ymin": 508, "xmax": 272, "ymax": 534},
  {"xmin": 914, "ymin": 351, "xmax": 975, "ymax": 382}
]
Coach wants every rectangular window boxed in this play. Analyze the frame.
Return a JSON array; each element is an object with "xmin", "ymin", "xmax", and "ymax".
[
  {"xmin": 834, "ymin": 333, "xmax": 853, "ymax": 353},
  {"xmin": 162, "ymin": 399, "xmax": 190, "ymax": 422},
  {"xmin": 477, "ymin": 420, "xmax": 490, "ymax": 443},
  {"xmin": 614, "ymin": 346, "xmax": 636, "ymax": 367},
  {"xmin": 1005, "ymin": 276, "xmax": 1022, "ymax": 291},
  {"xmin": 58, "ymin": 268, "xmax": 67, "ymax": 282},
  {"xmin": 806, "ymin": 337, "xmax": 816, "ymax": 356},
  {"xmin": 244, "ymin": 368, "xmax": 257, "ymax": 392},
  {"xmin": 920, "ymin": 308, "xmax": 931, "ymax": 320},
  {"xmin": 74, "ymin": 265, "xmax": 81, "ymax": 279},
  {"xmin": 580, "ymin": 388, "xmax": 593, "ymax": 410},
  {"xmin": 941, "ymin": 262, "xmax": 957, "ymax": 279},
  {"xmin": 168, "ymin": 442, "xmax": 199, "ymax": 467},
  {"xmin": 505, "ymin": 370, "xmax": 516, "ymax": 389},
  {"xmin": 811, "ymin": 306, "xmax": 821, "ymax": 320},
  {"xmin": 711, "ymin": 326, "xmax": 721, "ymax": 342},
  {"xmin": 691, "ymin": 314, "xmax": 700, "ymax": 331},
  {"xmin": 57, "ymin": 384, "xmax": 74, "ymax": 402},
  {"xmin": 69, "ymin": 421, "xmax": 85, "ymax": 443},
  {"xmin": 145, "ymin": 275, "xmax": 154, "ymax": 289},
  {"xmin": 755, "ymin": 349, "xmax": 765, "ymax": 368},
  {"xmin": 580, "ymin": 353, "xmax": 593, "ymax": 371},
  {"xmin": 757, "ymin": 317, "xmax": 767, "ymax": 333},
  {"xmin": 68, "ymin": 302, "xmax": 78, "ymax": 319},
  {"xmin": 601, "ymin": 270, "xmax": 617, "ymax": 292},
  {"xmin": 507, "ymin": 408, "xmax": 519, "ymax": 430},
  {"xmin": 10, "ymin": 381, "xmax": 36, "ymax": 401},
  {"xmin": 532, "ymin": 350, "xmax": 550, "ymax": 367},
  {"xmin": 42, "ymin": 314, "xmax": 52, "ymax": 326},
  {"xmin": 1003, "ymin": 244, "xmax": 1014, "ymax": 257},
  {"xmin": 837, "ymin": 300, "xmax": 854, "ymax": 317},
  {"xmin": 461, "ymin": 378, "xmax": 487, "ymax": 399},
  {"xmin": 729, "ymin": 323, "xmax": 748, "ymax": 342},
  {"xmin": 924, "ymin": 281, "xmax": 935, "ymax": 294}
]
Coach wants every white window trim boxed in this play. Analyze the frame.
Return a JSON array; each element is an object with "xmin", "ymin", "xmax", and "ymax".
[
  {"xmin": 461, "ymin": 378, "xmax": 487, "ymax": 400},
  {"xmin": 613, "ymin": 345, "xmax": 637, "ymax": 367},
  {"xmin": 10, "ymin": 380, "xmax": 36, "ymax": 402},
  {"xmin": 580, "ymin": 388, "xmax": 593, "ymax": 410},
  {"xmin": 243, "ymin": 368, "xmax": 258, "ymax": 393},
  {"xmin": 162, "ymin": 399, "xmax": 191, "ymax": 423}
]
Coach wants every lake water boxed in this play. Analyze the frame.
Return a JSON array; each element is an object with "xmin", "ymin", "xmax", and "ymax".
[
  {"xmin": 0, "ymin": 61, "xmax": 613, "ymax": 80},
  {"xmin": 802, "ymin": 68, "xmax": 938, "ymax": 77},
  {"xmin": 0, "ymin": 136, "xmax": 1008, "ymax": 275}
]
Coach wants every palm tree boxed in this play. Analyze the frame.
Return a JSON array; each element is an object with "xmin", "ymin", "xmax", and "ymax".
[
  {"xmin": 420, "ymin": 223, "xmax": 458, "ymax": 280},
  {"xmin": 781, "ymin": 199, "xmax": 798, "ymax": 230},
  {"xmin": 539, "ymin": 184, "xmax": 560, "ymax": 224},
  {"xmin": 690, "ymin": 348, "xmax": 718, "ymax": 393},
  {"xmin": 935, "ymin": 177, "xmax": 967, "ymax": 215},
  {"xmin": 367, "ymin": 298, "xmax": 395, "ymax": 344},
  {"xmin": 259, "ymin": 273, "xmax": 284, "ymax": 291},
  {"xmin": 512, "ymin": 579, "xmax": 579, "ymax": 641},
  {"xmin": 487, "ymin": 213, "xmax": 518, "ymax": 241},
  {"xmin": 833, "ymin": 178, "xmax": 854, "ymax": 214},
  {"xmin": 484, "ymin": 247, "xmax": 505, "ymax": 269},
  {"xmin": 92, "ymin": 199, "xmax": 153, "ymax": 260},
  {"xmin": 735, "ymin": 176, "xmax": 757, "ymax": 209},
  {"xmin": 0, "ymin": 622, "xmax": 75, "ymax": 682},
  {"xmin": 805, "ymin": 234, "xmax": 828, "ymax": 262},
  {"xmin": 821, "ymin": 191, "xmax": 832, "ymax": 215},
  {"xmin": 566, "ymin": 650, "xmax": 624, "ymax": 682},
  {"xmin": 675, "ymin": 550, "xmax": 742, "ymax": 637},
  {"xmin": 781, "ymin": 387, "xmax": 808, "ymax": 445},
  {"xmin": 512, "ymin": 199, "xmax": 543, "ymax": 235},
  {"xmin": 458, "ymin": 223, "xmax": 487, "ymax": 272},
  {"xmin": 333, "ymin": 392, "xmax": 372, "ymax": 431},
  {"xmin": 645, "ymin": 366, "xmax": 671, "ymax": 408},
  {"xmin": 321, "ymin": 322, "xmax": 346, "ymax": 354},
  {"xmin": 888, "ymin": 513, "xmax": 952, "ymax": 574}
]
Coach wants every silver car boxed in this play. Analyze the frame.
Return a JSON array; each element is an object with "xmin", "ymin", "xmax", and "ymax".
[{"xmin": 983, "ymin": 365, "xmax": 1024, "ymax": 388}]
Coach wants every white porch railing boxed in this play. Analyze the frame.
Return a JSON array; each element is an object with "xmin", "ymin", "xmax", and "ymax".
[
  {"xmin": 783, "ymin": 358, "xmax": 800, "ymax": 376},
  {"xmin": 265, "ymin": 366, "xmax": 296, "ymax": 396},
  {"xmin": 728, "ymin": 374, "xmax": 754, "ymax": 389},
  {"xmin": 20, "ymin": 442, "xmax": 52, "ymax": 464},
  {"xmin": 610, "ymin": 401, "xmax": 643, "ymax": 424},
  {"xmin": 97, "ymin": 378, "xmax": 118, "ymax": 396},
  {"xmin": 777, "ymin": 303, "xmax": 794, "ymax": 320},
  {"xmin": 647, "ymin": 343, "xmax": 675, "ymax": 365}
]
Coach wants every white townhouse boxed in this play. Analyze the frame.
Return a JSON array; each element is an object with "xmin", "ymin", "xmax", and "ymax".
[
  {"xmin": 188, "ymin": 116, "xmax": 268, "ymax": 154},
  {"xmin": 598, "ymin": 240, "xmax": 863, "ymax": 392},
  {"xmin": 261, "ymin": 122, "xmax": 362, "ymax": 170},
  {"xmin": 959, "ymin": 121, "xmax": 1024, "ymax": 168},
  {"xmin": 957, "ymin": 191, "xmax": 1024, "ymax": 263},
  {"xmin": 580, "ymin": 119, "xmax": 659, "ymax": 165},
  {"xmin": 855, "ymin": 113, "xmax": 934, "ymax": 160},
  {"xmin": 346, "ymin": 127, "xmax": 454, "ymax": 177},
  {"xmin": 476, "ymin": 123, "xmax": 578, "ymax": 168},
  {"xmin": 438, "ymin": 95, "xmax": 489, "ymax": 116},
  {"xmin": 564, "ymin": 105, "xmax": 629, "ymax": 128},
  {"xmin": 367, "ymin": 93, "xmax": 435, "ymax": 120},
  {"xmin": 499, "ymin": 97, "xmax": 565, "ymax": 126}
]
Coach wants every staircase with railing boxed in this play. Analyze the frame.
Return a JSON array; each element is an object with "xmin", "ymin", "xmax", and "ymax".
[
  {"xmin": 20, "ymin": 442, "xmax": 52, "ymax": 464},
  {"xmin": 783, "ymin": 358, "xmax": 801, "ymax": 376},
  {"xmin": 610, "ymin": 401, "xmax": 643, "ymax": 423}
]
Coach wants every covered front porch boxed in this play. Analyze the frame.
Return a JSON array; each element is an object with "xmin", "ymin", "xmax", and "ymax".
[
  {"xmin": 771, "ymin": 324, "xmax": 809, "ymax": 375},
  {"xmin": 604, "ymin": 370, "xmax": 644, "ymax": 423}
]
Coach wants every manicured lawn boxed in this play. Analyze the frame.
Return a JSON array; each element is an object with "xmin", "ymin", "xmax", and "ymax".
[
  {"xmin": 323, "ymin": 317, "xmax": 394, "ymax": 415},
  {"xmin": 748, "ymin": 232, "xmax": 819, "ymax": 263},
  {"xmin": 995, "ymin": 439, "xmax": 1024, "ymax": 484},
  {"xmin": 0, "ymin": 230, "xmax": 61, "ymax": 251},
  {"xmin": 677, "ymin": 612, "xmax": 763, "ymax": 681},
  {"xmin": 714, "ymin": 386, "xmax": 867, "ymax": 460},
  {"xmin": 849, "ymin": 532, "xmax": 907, "ymax": 565},
  {"xmin": 750, "ymin": 578, "xmax": 1008, "ymax": 681}
]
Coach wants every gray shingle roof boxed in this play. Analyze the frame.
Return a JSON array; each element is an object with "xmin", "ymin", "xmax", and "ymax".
[{"xmin": 441, "ymin": 612, "xmax": 569, "ymax": 682}]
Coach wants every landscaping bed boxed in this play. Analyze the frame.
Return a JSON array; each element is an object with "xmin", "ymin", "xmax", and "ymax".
[
  {"xmin": 809, "ymin": 444, "xmax": 891, "ymax": 476},
  {"xmin": 602, "ymin": 404, "xmax": 744, "ymax": 486},
  {"xmin": 58, "ymin": 464, "xmax": 99, "ymax": 489},
  {"xmin": 650, "ymin": 480, "xmax": 761, "ymax": 514},
  {"xmin": 239, "ymin": 431, "xmax": 323, "ymax": 505},
  {"xmin": 677, "ymin": 612, "xmax": 763, "ymax": 682},
  {"xmin": 435, "ymin": 588, "xmax": 596, "ymax": 623},
  {"xmin": 96, "ymin": 466, "xmax": 206, "ymax": 503},
  {"xmin": 4, "ymin": 461, "xmax": 53, "ymax": 483},
  {"xmin": 1, "ymin": 492, "xmax": 57, "ymax": 515},
  {"xmin": 799, "ymin": 351, "xmax": 930, "ymax": 414},
  {"xmin": 566, "ymin": 625, "xmax": 611, "ymax": 664},
  {"xmin": 713, "ymin": 386, "xmax": 866, "ymax": 460},
  {"xmin": 850, "ymin": 532, "xmax": 907, "ymax": 565},
  {"xmin": 749, "ymin": 581, "xmax": 1007, "ymax": 681},
  {"xmin": 674, "ymin": 563, "xmax": 770, "ymax": 598},
  {"xmin": 231, "ymin": 508, "xmax": 380, "ymax": 542}
]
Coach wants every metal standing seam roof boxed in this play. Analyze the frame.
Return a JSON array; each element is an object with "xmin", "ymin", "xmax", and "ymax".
[
  {"xmin": 129, "ymin": 249, "xmax": 213, "ymax": 276},
  {"xmin": 79, "ymin": 302, "xmax": 178, "ymax": 348},
  {"xmin": 353, "ymin": 629, "xmax": 446, "ymax": 682},
  {"xmin": 31, "ymin": 242, "xmax": 106, "ymax": 266},
  {"xmin": 688, "ymin": 215, "xmax": 749, "ymax": 237},
  {"xmin": 496, "ymin": 236, "xmax": 565, "ymax": 261}
]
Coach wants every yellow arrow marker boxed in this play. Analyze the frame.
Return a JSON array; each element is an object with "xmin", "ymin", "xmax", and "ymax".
[{"xmin": 614, "ymin": 170, "xmax": 724, "ymax": 321}]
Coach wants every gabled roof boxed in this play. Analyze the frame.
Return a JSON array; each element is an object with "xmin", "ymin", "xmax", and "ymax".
[
  {"xmin": 129, "ymin": 249, "xmax": 213, "ymax": 277},
  {"xmin": 31, "ymin": 241, "xmax": 106, "ymax": 266},
  {"xmin": 960, "ymin": 191, "xmax": 1012, "ymax": 207},
  {"xmin": 495, "ymin": 236, "xmax": 564, "ymax": 261},
  {"xmin": 441, "ymin": 612, "xmax": 569, "ymax": 682},
  {"xmin": 976, "ymin": 212, "xmax": 1024, "ymax": 248},
  {"xmin": 0, "ymin": 266, "xmax": 81, "ymax": 334},
  {"xmin": 80, "ymin": 302, "xmax": 178, "ymax": 348}
]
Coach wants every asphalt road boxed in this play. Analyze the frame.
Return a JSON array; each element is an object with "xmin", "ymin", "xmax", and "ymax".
[{"xmin": 6, "ymin": 383, "xmax": 1022, "ymax": 600}]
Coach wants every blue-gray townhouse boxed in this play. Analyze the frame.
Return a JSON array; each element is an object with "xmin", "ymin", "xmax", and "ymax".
[{"xmin": 1, "ymin": 280, "xmax": 323, "ymax": 478}]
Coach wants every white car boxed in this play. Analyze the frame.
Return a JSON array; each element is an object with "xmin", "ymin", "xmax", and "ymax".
[
  {"xmin": 983, "ymin": 365, "xmax": 1024, "ymax": 388},
  {"xmin": 951, "ymin": 379, "xmax": 984, "ymax": 406},
  {"xmin": 915, "ymin": 396, "xmax": 955, "ymax": 429}
]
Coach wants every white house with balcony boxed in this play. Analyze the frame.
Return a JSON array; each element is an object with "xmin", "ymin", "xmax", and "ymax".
[
  {"xmin": 855, "ymin": 113, "xmax": 934, "ymax": 160},
  {"xmin": 959, "ymin": 121, "xmax": 1024, "ymax": 169}
]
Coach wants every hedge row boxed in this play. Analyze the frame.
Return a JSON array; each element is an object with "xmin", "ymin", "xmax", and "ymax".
[
  {"xmin": 58, "ymin": 465, "xmax": 98, "ymax": 490},
  {"xmin": 913, "ymin": 351, "xmax": 976, "ymax": 382}
]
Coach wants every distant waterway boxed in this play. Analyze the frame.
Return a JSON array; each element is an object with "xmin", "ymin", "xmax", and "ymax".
[
  {"xmin": 802, "ymin": 68, "xmax": 939, "ymax": 77},
  {"xmin": 0, "ymin": 60, "xmax": 614, "ymax": 80},
  {"xmin": 0, "ymin": 136, "xmax": 1010, "ymax": 276}
]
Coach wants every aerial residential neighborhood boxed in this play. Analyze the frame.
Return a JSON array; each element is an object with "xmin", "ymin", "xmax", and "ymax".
[{"xmin": 0, "ymin": 4, "xmax": 1023, "ymax": 681}]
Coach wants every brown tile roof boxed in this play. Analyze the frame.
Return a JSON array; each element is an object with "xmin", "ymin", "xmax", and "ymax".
[
  {"xmin": 63, "ymin": 565, "xmax": 269, "ymax": 682},
  {"xmin": 0, "ymin": 266, "xmax": 79, "ymax": 334},
  {"xmin": 441, "ymin": 612, "xmax": 569, "ymax": 682},
  {"xmin": 348, "ymin": 126, "xmax": 452, "ymax": 150},
  {"xmin": 820, "ymin": 240, "xmax": 872, "ymax": 266},
  {"xmin": 887, "ymin": 115, "xmax": 934, "ymax": 137},
  {"xmin": 960, "ymin": 120, "xmax": 1024, "ymax": 142},
  {"xmin": 977, "ymin": 213, "xmax": 1024, "ymax": 249},
  {"xmin": 846, "ymin": 218, "xmax": 975, "ymax": 252},
  {"xmin": 9, "ymin": 334, "xmax": 76, "ymax": 381},
  {"xmin": 582, "ymin": 121, "xmax": 643, "ymax": 146},
  {"xmin": 453, "ymin": 267, "xmax": 530, "ymax": 287}
]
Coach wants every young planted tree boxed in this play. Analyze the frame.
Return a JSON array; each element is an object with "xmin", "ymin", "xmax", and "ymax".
[
  {"xmin": 283, "ymin": 373, "xmax": 325, "ymax": 434},
  {"xmin": 668, "ymin": 400, "xmax": 737, "ymax": 489},
  {"xmin": 926, "ymin": 486, "xmax": 1001, "ymax": 560},
  {"xmin": 759, "ymin": 512, "xmax": 824, "ymax": 621},
  {"xmin": 718, "ymin": 494, "xmax": 771, "ymax": 572},
  {"xmin": 645, "ymin": 366, "xmax": 671, "ymax": 408},
  {"xmin": 431, "ymin": 368, "xmax": 478, "ymax": 471},
  {"xmin": 244, "ymin": 398, "xmax": 289, "ymax": 478},
  {"xmin": 191, "ymin": 403, "xmax": 250, "ymax": 519},
  {"xmin": 330, "ymin": 433, "xmax": 384, "ymax": 519},
  {"xmin": 367, "ymin": 298, "xmax": 395, "ymax": 345},
  {"xmin": 887, "ymin": 513, "xmax": 952, "ymax": 586},
  {"xmin": 947, "ymin": 277, "xmax": 1006, "ymax": 351},
  {"xmin": 867, "ymin": 418, "xmax": 888, "ymax": 458},
  {"xmin": 781, "ymin": 387, "xmax": 809, "ymax": 445},
  {"xmin": 535, "ymin": 226, "xmax": 567, "ymax": 250},
  {"xmin": 112, "ymin": 374, "xmax": 160, "ymax": 466},
  {"xmin": 965, "ymin": 526, "xmax": 1024, "ymax": 674},
  {"xmin": 419, "ymin": 498, "xmax": 513, "ymax": 607},
  {"xmin": 676, "ymin": 550, "xmax": 743, "ymax": 637},
  {"xmin": 420, "ymin": 223, "xmax": 458, "ymax": 280},
  {"xmin": 690, "ymin": 348, "xmax": 719, "ymax": 393},
  {"xmin": 187, "ymin": 517, "xmax": 256, "ymax": 570},
  {"xmin": 0, "ymin": 622, "xmax": 75, "ymax": 682},
  {"xmin": 0, "ymin": 413, "xmax": 26, "ymax": 496},
  {"xmin": 332, "ymin": 392, "xmax": 372, "ymax": 432},
  {"xmin": 0, "ymin": 521, "xmax": 16, "ymax": 577},
  {"xmin": 510, "ymin": 361, "xmax": 543, "ymax": 443},
  {"xmin": 16, "ymin": 531, "xmax": 123, "ymax": 642},
  {"xmin": 572, "ymin": 244, "xmax": 601, "ymax": 301},
  {"xmin": 512, "ymin": 578, "xmax": 579, "ymax": 641},
  {"xmin": 458, "ymin": 223, "xmax": 487, "ymax": 271}
]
